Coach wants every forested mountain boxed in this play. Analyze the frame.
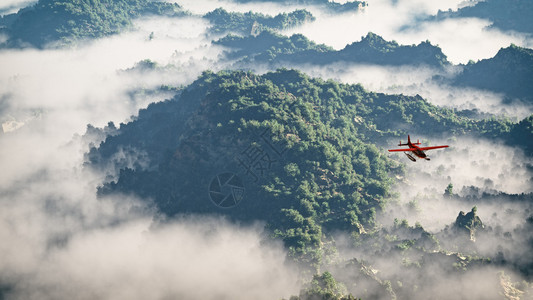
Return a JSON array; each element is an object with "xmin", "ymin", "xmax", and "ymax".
[
  {"xmin": 453, "ymin": 44, "xmax": 533, "ymax": 104},
  {"xmin": 0, "ymin": 0, "xmax": 186, "ymax": 48},
  {"xmin": 214, "ymin": 30, "xmax": 333, "ymax": 63},
  {"xmin": 88, "ymin": 70, "xmax": 532, "ymax": 293},
  {"xmin": 203, "ymin": 8, "xmax": 314, "ymax": 36},
  {"xmin": 337, "ymin": 33, "xmax": 449, "ymax": 67},
  {"xmin": 216, "ymin": 31, "xmax": 450, "ymax": 68},
  {"xmin": 90, "ymin": 69, "xmax": 405, "ymax": 267},
  {"xmin": 435, "ymin": 0, "xmax": 533, "ymax": 34}
]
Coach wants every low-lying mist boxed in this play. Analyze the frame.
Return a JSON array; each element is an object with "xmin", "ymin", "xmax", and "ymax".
[
  {"xmin": 287, "ymin": 62, "xmax": 533, "ymax": 119},
  {"xmin": 0, "ymin": 16, "xmax": 224, "ymax": 131},
  {"xmin": 382, "ymin": 136, "xmax": 533, "ymax": 230},
  {"xmin": 285, "ymin": 0, "xmax": 533, "ymax": 64},
  {"xmin": 322, "ymin": 135, "xmax": 533, "ymax": 299},
  {"xmin": 0, "ymin": 13, "xmax": 301, "ymax": 300}
]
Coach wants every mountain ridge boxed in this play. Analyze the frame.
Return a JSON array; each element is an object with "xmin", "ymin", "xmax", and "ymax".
[
  {"xmin": 216, "ymin": 31, "xmax": 451, "ymax": 68},
  {"xmin": 453, "ymin": 44, "xmax": 533, "ymax": 104}
]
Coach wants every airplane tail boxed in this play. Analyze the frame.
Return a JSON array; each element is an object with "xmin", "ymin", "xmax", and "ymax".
[{"xmin": 398, "ymin": 135, "xmax": 421, "ymax": 146}]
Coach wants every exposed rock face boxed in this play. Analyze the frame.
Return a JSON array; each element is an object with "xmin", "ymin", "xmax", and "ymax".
[{"xmin": 454, "ymin": 206, "xmax": 484, "ymax": 241}]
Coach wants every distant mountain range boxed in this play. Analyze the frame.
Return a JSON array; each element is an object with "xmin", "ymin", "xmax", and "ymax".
[
  {"xmin": 216, "ymin": 31, "xmax": 533, "ymax": 105},
  {"xmin": 434, "ymin": 0, "xmax": 533, "ymax": 35},
  {"xmin": 232, "ymin": 0, "xmax": 368, "ymax": 13},
  {"xmin": 2, "ymin": 0, "xmax": 532, "ymax": 107},
  {"xmin": 216, "ymin": 31, "xmax": 450, "ymax": 68}
]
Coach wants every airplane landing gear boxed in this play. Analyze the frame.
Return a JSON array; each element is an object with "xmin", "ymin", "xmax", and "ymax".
[{"xmin": 404, "ymin": 152, "xmax": 416, "ymax": 162}]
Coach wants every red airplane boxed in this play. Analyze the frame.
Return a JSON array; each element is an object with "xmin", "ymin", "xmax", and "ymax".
[{"xmin": 388, "ymin": 135, "xmax": 449, "ymax": 161}]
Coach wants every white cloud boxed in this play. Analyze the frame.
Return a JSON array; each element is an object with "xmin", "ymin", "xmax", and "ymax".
[
  {"xmin": 0, "ymin": 0, "xmax": 35, "ymax": 14},
  {"xmin": 283, "ymin": 62, "xmax": 533, "ymax": 119},
  {"xmin": 396, "ymin": 17, "xmax": 533, "ymax": 64},
  {"xmin": 284, "ymin": 0, "xmax": 466, "ymax": 49},
  {"xmin": 0, "ymin": 16, "xmax": 221, "ymax": 130},
  {"xmin": 0, "ymin": 16, "xmax": 217, "ymax": 188},
  {"xmin": 4, "ymin": 217, "xmax": 298, "ymax": 300}
]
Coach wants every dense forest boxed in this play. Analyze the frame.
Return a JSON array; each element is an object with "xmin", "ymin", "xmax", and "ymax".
[{"xmin": 204, "ymin": 8, "xmax": 315, "ymax": 36}]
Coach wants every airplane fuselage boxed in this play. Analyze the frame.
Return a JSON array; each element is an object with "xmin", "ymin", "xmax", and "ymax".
[{"xmin": 410, "ymin": 144, "xmax": 427, "ymax": 159}]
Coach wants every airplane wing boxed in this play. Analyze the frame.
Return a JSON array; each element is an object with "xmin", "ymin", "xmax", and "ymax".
[
  {"xmin": 418, "ymin": 145, "xmax": 449, "ymax": 151},
  {"xmin": 388, "ymin": 148, "xmax": 418, "ymax": 152}
]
